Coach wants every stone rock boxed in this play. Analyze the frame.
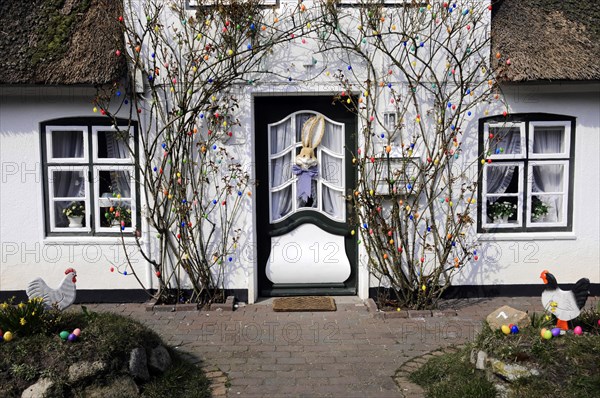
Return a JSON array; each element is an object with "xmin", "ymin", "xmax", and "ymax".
[
  {"xmin": 21, "ymin": 378, "xmax": 54, "ymax": 398},
  {"xmin": 486, "ymin": 305, "xmax": 531, "ymax": 331},
  {"xmin": 129, "ymin": 347, "xmax": 150, "ymax": 381},
  {"xmin": 489, "ymin": 358, "xmax": 539, "ymax": 382},
  {"xmin": 475, "ymin": 350, "xmax": 487, "ymax": 370},
  {"xmin": 83, "ymin": 377, "xmax": 139, "ymax": 398},
  {"xmin": 148, "ymin": 345, "xmax": 171, "ymax": 373},
  {"xmin": 68, "ymin": 360, "xmax": 107, "ymax": 383}
]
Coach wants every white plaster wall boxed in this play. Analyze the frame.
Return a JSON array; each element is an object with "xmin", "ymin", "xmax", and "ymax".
[
  {"xmin": 453, "ymin": 84, "xmax": 600, "ymax": 286},
  {"xmin": 0, "ymin": 87, "xmax": 149, "ymax": 292}
]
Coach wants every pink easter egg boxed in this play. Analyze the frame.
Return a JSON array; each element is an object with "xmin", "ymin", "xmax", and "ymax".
[
  {"xmin": 573, "ymin": 326, "xmax": 583, "ymax": 336},
  {"xmin": 73, "ymin": 328, "xmax": 81, "ymax": 337}
]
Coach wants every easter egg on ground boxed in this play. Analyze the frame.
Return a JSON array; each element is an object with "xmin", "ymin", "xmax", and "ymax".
[
  {"xmin": 510, "ymin": 325, "xmax": 519, "ymax": 334},
  {"xmin": 501, "ymin": 325, "xmax": 510, "ymax": 335},
  {"xmin": 573, "ymin": 326, "xmax": 583, "ymax": 335},
  {"xmin": 551, "ymin": 327, "xmax": 561, "ymax": 337},
  {"xmin": 59, "ymin": 331, "xmax": 69, "ymax": 341},
  {"xmin": 73, "ymin": 328, "xmax": 81, "ymax": 337},
  {"xmin": 3, "ymin": 331, "xmax": 13, "ymax": 342},
  {"xmin": 543, "ymin": 330, "xmax": 552, "ymax": 340},
  {"xmin": 540, "ymin": 328, "xmax": 547, "ymax": 338},
  {"xmin": 68, "ymin": 333, "xmax": 77, "ymax": 342}
]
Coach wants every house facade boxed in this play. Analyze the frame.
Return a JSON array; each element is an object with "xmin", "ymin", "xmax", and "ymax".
[{"xmin": 1, "ymin": 0, "xmax": 598, "ymax": 303}]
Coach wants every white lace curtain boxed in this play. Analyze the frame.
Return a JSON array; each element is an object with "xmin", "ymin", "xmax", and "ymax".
[
  {"xmin": 486, "ymin": 131, "xmax": 520, "ymax": 203},
  {"xmin": 532, "ymin": 128, "xmax": 564, "ymax": 221},
  {"xmin": 106, "ymin": 131, "xmax": 131, "ymax": 198}
]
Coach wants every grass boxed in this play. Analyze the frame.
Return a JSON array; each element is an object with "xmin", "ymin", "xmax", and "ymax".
[
  {"xmin": 0, "ymin": 308, "xmax": 211, "ymax": 398},
  {"xmin": 409, "ymin": 350, "xmax": 497, "ymax": 398},
  {"xmin": 409, "ymin": 304, "xmax": 600, "ymax": 398}
]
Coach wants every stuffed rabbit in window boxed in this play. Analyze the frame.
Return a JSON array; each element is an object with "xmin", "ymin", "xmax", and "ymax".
[{"xmin": 293, "ymin": 115, "xmax": 325, "ymax": 204}]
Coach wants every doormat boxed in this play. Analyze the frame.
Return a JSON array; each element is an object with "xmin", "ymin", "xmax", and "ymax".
[{"xmin": 272, "ymin": 296, "xmax": 336, "ymax": 312}]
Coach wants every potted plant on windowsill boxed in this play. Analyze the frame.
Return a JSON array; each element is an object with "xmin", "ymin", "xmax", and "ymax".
[
  {"xmin": 104, "ymin": 205, "xmax": 132, "ymax": 230},
  {"xmin": 488, "ymin": 201, "xmax": 516, "ymax": 224},
  {"xmin": 532, "ymin": 202, "xmax": 549, "ymax": 222},
  {"xmin": 63, "ymin": 202, "xmax": 85, "ymax": 228}
]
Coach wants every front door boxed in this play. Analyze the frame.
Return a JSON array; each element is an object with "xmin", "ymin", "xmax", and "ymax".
[{"xmin": 255, "ymin": 96, "xmax": 357, "ymax": 296}]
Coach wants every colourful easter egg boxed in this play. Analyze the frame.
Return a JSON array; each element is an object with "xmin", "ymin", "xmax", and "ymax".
[
  {"xmin": 573, "ymin": 326, "xmax": 583, "ymax": 336},
  {"xmin": 59, "ymin": 331, "xmax": 69, "ymax": 341},
  {"xmin": 73, "ymin": 328, "xmax": 81, "ymax": 337},
  {"xmin": 3, "ymin": 331, "xmax": 13, "ymax": 342},
  {"xmin": 501, "ymin": 325, "xmax": 510, "ymax": 335},
  {"xmin": 551, "ymin": 328, "xmax": 561, "ymax": 337},
  {"xmin": 543, "ymin": 330, "xmax": 552, "ymax": 340}
]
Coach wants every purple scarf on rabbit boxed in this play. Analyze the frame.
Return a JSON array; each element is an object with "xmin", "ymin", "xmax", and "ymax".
[{"xmin": 292, "ymin": 165, "xmax": 318, "ymax": 202}]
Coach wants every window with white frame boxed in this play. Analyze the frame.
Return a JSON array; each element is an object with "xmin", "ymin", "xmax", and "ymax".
[
  {"xmin": 478, "ymin": 115, "xmax": 574, "ymax": 232},
  {"xmin": 268, "ymin": 111, "xmax": 345, "ymax": 223},
  {"xmin": 42, "ymin": 119, "xmax": 137, "ymax": 235}
]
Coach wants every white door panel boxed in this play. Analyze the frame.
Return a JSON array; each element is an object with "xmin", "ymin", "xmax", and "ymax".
[{"xmin": 266, "ymin": 223, "xmax": 351, "ymax": 284}]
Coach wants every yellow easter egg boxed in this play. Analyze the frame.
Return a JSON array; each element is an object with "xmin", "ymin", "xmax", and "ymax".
[{"xmin": 501, "ymin": 325, "xmax": 510, "ymax": 335}]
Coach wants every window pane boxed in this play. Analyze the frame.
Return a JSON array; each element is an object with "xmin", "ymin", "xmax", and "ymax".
[
  {"xmin": 270, "ymin": 119, "xmax": 293, "ymax": 154},
  {"xmin": 297, "ymin": 179, "xmax": 317, "ymax": 210},
  {"xmin": 295, "ymin": 113, "xmax": 314, "ymax": 143},
  {"xmin": 321, "ymin": 152, "xmax": 343, "ymax": 187},
  {"xmin": 531, "ymin": 195, "xmax": 563, "ymax": 224},
  {"xmin": 52, "ymin": 131, "xmax": 84, "ymax": 158},
  {"xmin": 486, "ymin": 197, "xmax": 518, "ymax": 224},
  {"xmin": 100, "ymin": 200, "xmax": 132, "ymax": 228},
  {"xmin": 271, "ymin": 186, "xmax": 292, "ymax": 221},
  {"xmin": 488, "ymin": 127, "xmax": 521, "ymax": 155},
  {"xmin": 320, "ymin": 122, "xmax": 343, "ymax": 154},
  {"xmin": 271, "ymin": 152, "xmax": 292, "ymax": 187},
  {"xmin": 52, "ymin": 170, "xmax": 85, "ymax": 198},
  {"xmin": 486, "ymin": 165, "xmax": 518, "ymax": 194},
  {"xmin": 322, "ymin": 186, "xmax": 344, "ymax": 219},
  {"xmin": 532, "ymin": 127, "xmax": 565, "ymax": 155},
  {"xmin": 98, "ymin": 170, "xmax": 132, "ymax": 198},
  {"xmin": 54, "ymin": 200, "xmax": 86, "ymax": 228},
  {"xmin": 532, "ymin": 164, "xmax": 564, "ymax": 193},
  {"xmin": 97, "ymin": 130, "xmax": 130, "ymax": 159}
]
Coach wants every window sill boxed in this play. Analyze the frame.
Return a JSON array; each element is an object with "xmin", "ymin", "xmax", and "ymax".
[
  {"xmin": 477, "ymin": 232, "xmax": 576, "ymax": 241},
  {"xmin": 43, "ymin": 236, "xmax": 142, "ymax": 246}
]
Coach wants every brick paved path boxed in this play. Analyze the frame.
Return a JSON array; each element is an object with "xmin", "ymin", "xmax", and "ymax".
[{"xmin": 88, "ymin": 297, "xmax": 549, "ymax": 397}]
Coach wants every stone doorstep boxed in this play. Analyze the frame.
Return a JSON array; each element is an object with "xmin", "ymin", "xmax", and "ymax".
[
  {"xmin": 365, "ymin": 298, "xmax": 458, "ymax": 319},
  {"xmin": 145, "ymin": 296, "xmax": 235, "ymax": 312}
]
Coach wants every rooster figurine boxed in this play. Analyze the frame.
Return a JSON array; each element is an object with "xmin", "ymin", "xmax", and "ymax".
[
  {"xmin": 540, "ymin": 270, "xmax": 590, "ymax": 330},
  {"xmin": 26, "ymin": 268, "xmax": 77, "ymax": 311}
]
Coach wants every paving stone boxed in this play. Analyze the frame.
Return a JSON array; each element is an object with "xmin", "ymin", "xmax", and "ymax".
[{"xmin": 89, "ymin": 297, "xmax": 541, "ymax": 398}]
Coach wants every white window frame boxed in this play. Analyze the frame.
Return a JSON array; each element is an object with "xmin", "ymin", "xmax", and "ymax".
[
  {"xmin": 47, "ymin": 165, "xmax": 91, "ymax": 233},
  {"xmin": 485, "ymin": 122, "xmax": 526, "ymax": 160},
  {"xmin": 46, "ymin": 126, "xmax": 88, "ymax": 164},
  {"xmin": 268, "ymin": 111, "xmax": 345, "ymax": 223},
  {"xmin": 92, "ymin": 126, "xmax": 135, "ymax": 164},
  {"xmin": 481, "ymin": 162, "xmax": 524, "ymax": 229},
  {"xmin": 93, "ymin": 165, "xmax": 137, "ymax": 234},
  {"xmin": 528, "ymin": 121, "xmax": 571, "ymax": 160},
  {"xmin": 526, "ymin": 160, "xmax": 569, "ymax": 228}
]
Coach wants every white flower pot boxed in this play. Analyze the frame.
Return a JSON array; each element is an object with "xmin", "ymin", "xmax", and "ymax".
[
  {"xmin": 68, "ymin": 216, "xmax": 83, "ymax": 228},
  {"xmin": 493, "ymin": 215, "xmax": 509, "ymax": 224}
]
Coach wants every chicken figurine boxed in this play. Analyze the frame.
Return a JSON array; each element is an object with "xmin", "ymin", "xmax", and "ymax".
[
  {"xmin": 26, "ymin": 268, "xmax": 77, "ymax": 311},
  {"xmin": 540, "ymin": 270, "xmax": 590, "ymax": 330}
]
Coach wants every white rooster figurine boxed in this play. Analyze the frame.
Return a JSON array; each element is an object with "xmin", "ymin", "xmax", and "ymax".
[
  {"xmin": 540, "ymin": 270, "xmax": 590, "ymax": 331},
  {"xmin": 26, "ymin": 268, "xmax": 77, "ymax": 311}
]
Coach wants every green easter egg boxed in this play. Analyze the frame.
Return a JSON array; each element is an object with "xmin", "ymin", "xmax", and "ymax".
[{"xmin": 60, "ymin": 331, "xmax": 69, "ymax": 341}]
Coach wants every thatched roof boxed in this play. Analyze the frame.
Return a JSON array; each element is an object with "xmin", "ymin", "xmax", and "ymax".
[
  {"xmin": 0, "ymin": 0, "xmax": 126, "ymax": 85},
  {"xmin": 492, "ymin": 0, "xmax": 600, "ymax": 82}
]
